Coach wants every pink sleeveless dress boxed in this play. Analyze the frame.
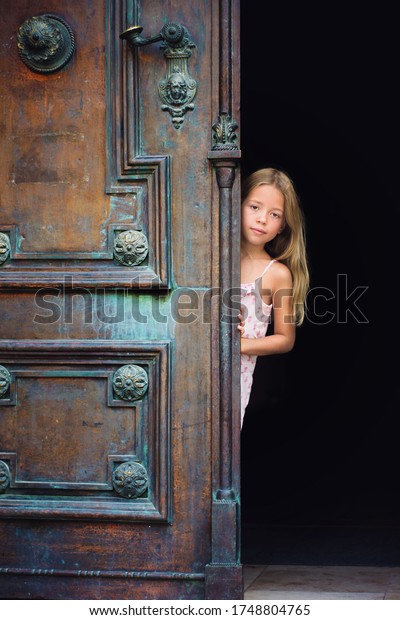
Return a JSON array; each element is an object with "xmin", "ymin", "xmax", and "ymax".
[{"xmin": 241, "ymin": 260, "xmax": 276, "ymax": 425}]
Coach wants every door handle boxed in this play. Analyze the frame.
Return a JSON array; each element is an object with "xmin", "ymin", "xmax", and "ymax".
[
  {"xmin": 120, "ymin": 22, "xmax": 198, "ymax": 129},
  {"xmin": 120, "ymin": 22, "xmax": 186, "ymax": 48}
]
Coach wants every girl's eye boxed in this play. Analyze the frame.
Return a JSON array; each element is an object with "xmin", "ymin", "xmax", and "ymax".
[
  {"xmin": 271, "ymin": 212, "xmax": 281, "ymax": 219},
  {"xmin": 249, "ymin": 204, "xmax": 258, "ymax": 210}
]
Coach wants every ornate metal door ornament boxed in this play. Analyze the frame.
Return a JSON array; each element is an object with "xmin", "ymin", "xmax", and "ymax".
[
  {"xmin": 120, "ymin": 22, "xmax": 197, "ymax": 128},
  {"xmin": 112, "ymin": 461, "xmax": 148, "ymax": 499},
  {"xmin": 212, "ymin": 113, "xmax": 239, "ymax": 151},
  {"xmin": 17, "ymin": 14, "xmax": 76, "ymax": 74},
  {"xmin": 0, "ymin": 366, "xmax": 11, "ymax": 398},
  {"xmin": 113, "ymin": 230, "xmax": 149, "ymax": 267},
  {"xmin": 0, "ymin": 233, "xmax": 10, "ymax": 266},
  {"xmin": 0, "ymin": 461, "xmax": 10, "ymax": 493},
  {"xmin": 112, "ymin": 364, "xmax": 149, "ymax": 402}
]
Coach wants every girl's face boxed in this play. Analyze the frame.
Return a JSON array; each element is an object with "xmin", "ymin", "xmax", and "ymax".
[{"xmin": 241, "ymin": 183, "xmax": 285, "ymax": 248}]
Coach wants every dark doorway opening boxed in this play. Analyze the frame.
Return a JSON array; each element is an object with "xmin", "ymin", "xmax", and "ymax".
[{"xmin": 240, "ymin": 3, "xmax": 399, "ymax": 565}]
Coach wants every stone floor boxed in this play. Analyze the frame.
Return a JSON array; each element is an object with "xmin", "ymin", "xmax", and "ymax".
[{"xmin": 243, "ymin": 565, "xmax": 400, "ymax": 600}]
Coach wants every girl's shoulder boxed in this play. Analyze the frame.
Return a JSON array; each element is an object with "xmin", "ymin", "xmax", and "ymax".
[{"xmin": 261, "ymin": 259, "xmax": 293, "ymax": 288}]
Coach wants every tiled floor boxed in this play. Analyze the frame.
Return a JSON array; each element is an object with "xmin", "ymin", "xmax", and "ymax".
[{"xmin": 244, "ymin": 565, "xmax": 400, "ymax": 600}]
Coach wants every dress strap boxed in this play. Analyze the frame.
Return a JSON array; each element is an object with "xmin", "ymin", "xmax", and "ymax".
[{"xmin": 259, "ymin": 259, "xmax": 276, "ymax": 278}]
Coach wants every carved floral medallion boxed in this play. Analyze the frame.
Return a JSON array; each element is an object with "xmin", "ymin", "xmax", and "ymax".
[
  {"xmin": 112, "ymin": 461, "xmax": 148, "ymax": 499},
  {"xmin": 0, "ymin": 233, "xmax": 10, "ymax": 266},
  {"xmin": 112, "ymin": 364, "xmax": 149, "ymax": 401},
  {"xmin": 0, "ymin": 461, "xmax": 10, "ymax": 493},
  {"xmin": 0, "ymin": 365, "xmax": 11, "ymax": 398},
  {"xmin": 113, "ymin": 230, "xmax": 149, "ymax": 267}
]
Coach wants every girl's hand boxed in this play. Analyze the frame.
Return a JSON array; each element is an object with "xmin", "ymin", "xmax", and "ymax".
[{"xmin": 237, "ymin": 313, "xmax": 245, "ymax": 336}]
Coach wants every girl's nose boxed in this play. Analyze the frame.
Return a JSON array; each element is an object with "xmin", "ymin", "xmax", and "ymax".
[{"xmin": 257, "ymin": 212, "xmax": 266, "ymax": 223}]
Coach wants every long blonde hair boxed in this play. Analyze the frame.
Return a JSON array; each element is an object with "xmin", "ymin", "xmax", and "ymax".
[{"xmin": 242, "ymin": 168, "xmax": 309, "ymax": 325}]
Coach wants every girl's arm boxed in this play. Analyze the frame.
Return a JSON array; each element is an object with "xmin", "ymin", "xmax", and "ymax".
[{"xmin": 240, "ymin": 265, "xmax": 296, "ymax": 356}]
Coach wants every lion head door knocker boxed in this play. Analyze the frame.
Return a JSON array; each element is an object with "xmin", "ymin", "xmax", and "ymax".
[
  {"xmin": 112, "ymin": 461, "xmax": 148, "ymax": 499},
  {"xmin": 0, "ymin": 233, "xmax": 11, "ymax": 266},
  {"xmin": 17, "ymin": 14, "xmax": 76, "ymax": 74},
  {"xmin": 0, "ymin": 365, "xmax": 11, "ymax": 399},
  {"xmin": 112, "ymin": 364, "xmax": 149, "ymax": 402},
  {"xmin": 157, "ymin": 31, "xmax": 197, "ymax": 129},
  {"xmin": 113, "ymin": 230, "xmax": 149, "ymax": 267},
  {"xmin": 120, "ymin": 22, "xmax": 197, "ymax": 128}
]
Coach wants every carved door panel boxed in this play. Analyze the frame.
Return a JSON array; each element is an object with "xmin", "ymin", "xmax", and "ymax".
[{"xmin": 0, "ymin": 0, "xmax": 241, "ymax": 600}]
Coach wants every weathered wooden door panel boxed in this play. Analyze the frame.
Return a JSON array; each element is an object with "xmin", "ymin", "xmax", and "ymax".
[
  {"xmin": 0, "ymin": 0, "xmax": 241, "ymax": 600},
  {"xmin": 0, "ymin": 341, "xmax": 170, "ymax": 522},
  {"xmin": 0, "ymin": 0, "xmax": 169, "ymax": 288}
]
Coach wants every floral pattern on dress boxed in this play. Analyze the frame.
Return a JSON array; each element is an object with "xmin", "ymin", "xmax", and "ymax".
[{"xmin": 240, "ymin": 260, "xmax": 275, "ymax": 426}]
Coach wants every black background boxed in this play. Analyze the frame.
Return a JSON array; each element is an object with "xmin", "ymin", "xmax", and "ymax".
[{"xmin": 240, "ymin": 3, "xmax": 399, "ymax": 563}]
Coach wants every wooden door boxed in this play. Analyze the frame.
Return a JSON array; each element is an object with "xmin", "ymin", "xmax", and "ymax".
[{"xmin": 0, "ymin": 0, "xmax": 241, "ymax": 600}]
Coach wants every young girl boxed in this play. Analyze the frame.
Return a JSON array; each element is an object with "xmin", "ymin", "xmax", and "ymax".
[{"xmin": 240, "ymin": 168, "xmax": 309, "ymax": 425}]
